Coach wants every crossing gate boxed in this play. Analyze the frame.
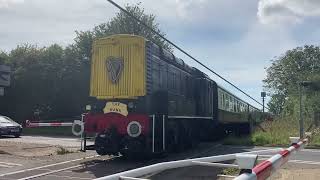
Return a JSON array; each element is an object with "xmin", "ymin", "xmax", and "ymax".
[
  {"xmin": 25, "ymin": 120, "xmax": 74, "ymax": 127},
  {"xmin": 94, "ymin": 136, "xmax": 310, "ymax": 180},
  {"xmin": 25, "ymin": 114, "xmax": 92, "ymax": 151}
]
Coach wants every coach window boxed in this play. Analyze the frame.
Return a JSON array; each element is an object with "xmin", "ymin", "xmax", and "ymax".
[
  {"xmin": 232, "ymin": 97, "xmax": 235, "ymax": 112},
  {"xmin": 222, "ymin": 93, "xmax": 225, "ymax": 110},
  {"xmin": 229, "ymin": 96, "xmax": 232, "ymax": 112},
  {"xmin": 225, "ymin": 95, "xmax": 229, "ymax": 111},
  {"xmin": 219, "ymin": 91, "xmax": 223, "ymax": 109}
]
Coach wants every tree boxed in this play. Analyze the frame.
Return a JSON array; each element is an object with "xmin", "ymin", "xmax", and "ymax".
[
  {"xmin": 0, "ymin": 3, "xmax": 171, "ymax": 121},
  {"xmin": 0, "ymin": 51, "xmax": 9, "ymax": 64},
  {"xmin": 267, "ymin": 93, "xmax": 285, "ymax": 115},
  {"xmin": 74, "ymin": 3, "xmax": 172, "ymax": 60},
  {"xmin": 264, "ymin": 45, "xmax": 320, "ymax": 116}
]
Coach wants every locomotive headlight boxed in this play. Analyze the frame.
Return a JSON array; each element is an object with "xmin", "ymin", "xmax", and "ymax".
[
  {"xmin": 85, "ymin": 105, "xmax": 91, "ymax": 111},
  {"xmin": 127, "ymin": 121, "xmax": 142, "ymax": 137}
]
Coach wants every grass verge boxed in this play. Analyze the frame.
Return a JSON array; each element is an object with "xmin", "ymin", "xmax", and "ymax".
[
  {"xmin": 56, "ymin": 146, "xmax": 74, "ymax": 155},
  {"xmin": 223, "ymin": 117, "xmax": 320, "ymax": 147},
  {"xmin": 220, "ymin": 167, "xmax": 240, "ymax": 176}
]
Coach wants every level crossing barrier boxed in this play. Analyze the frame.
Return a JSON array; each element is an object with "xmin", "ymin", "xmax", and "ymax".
[
  {"xmin": 94, "ymin": 133, "xmax": 311, "ymax": 180},
  {"xmin": 94, "ymin": 148, "xmax": 283, "ymax": 180},
  {"xmin": 234, "ymin": 136, "xmax": 309, "ymax": 180},
  {"xmin": 25, "ymin": 114, "xmax": 92, "ymax": 151},
  {"xmin": 25, "ymin": 120, "xmax": 74, "ymax": 127}
]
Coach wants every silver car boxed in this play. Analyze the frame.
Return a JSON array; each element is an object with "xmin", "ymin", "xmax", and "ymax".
[{"xmin": 0, "ymin": 116, "xmax": 22, "ymax": 138}]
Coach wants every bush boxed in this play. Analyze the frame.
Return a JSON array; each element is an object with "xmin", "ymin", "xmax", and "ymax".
[
  {"xmin": 56, "ymin": 147, "xmax": 73, "ymax": 155},
  {"xmin": 251, "ymin": 133, "xmax": 271, "ymax": 146},
  {"xmin": 223, "ymin": 116, "xmax": 320, "ymax": 147}
]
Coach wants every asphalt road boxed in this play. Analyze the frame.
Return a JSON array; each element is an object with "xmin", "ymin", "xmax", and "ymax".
[{"xmin": 0, "ymin": 136, "xmax": 320, "ymax": 180}]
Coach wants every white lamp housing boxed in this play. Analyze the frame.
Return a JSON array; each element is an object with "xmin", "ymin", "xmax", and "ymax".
[
  {"xmin": 289, "ymin": 137, "xmax": 300, "ymax": 144},
  {"xmin": 236, "ymin": 154, "xmax": 258, "ymax": 170}
]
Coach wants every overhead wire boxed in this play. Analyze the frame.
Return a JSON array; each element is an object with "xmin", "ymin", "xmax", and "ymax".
[{"xmin": 106, "ymin": 0, "xmax": 268, "ymax": 110}]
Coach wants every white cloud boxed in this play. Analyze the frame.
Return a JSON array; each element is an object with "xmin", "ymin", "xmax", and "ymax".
[
  {"xmin": 258, "ymin": 0, "xmax": 320, "ymax": 24},
  {"xmin": 0, "ymin": 0, "xmax": 24, "ymax": 9}
]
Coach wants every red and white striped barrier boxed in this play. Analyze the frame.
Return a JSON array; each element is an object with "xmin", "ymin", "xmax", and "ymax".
[
  {"xmin": 234, "ymin": 137, "xmax": 308, "ymax": 180},
  {"xmin": 25, "ymin": 120, "xmax": 73, "ymax": 128},
  {"xmin": 94, "ymin": 148, "xmax": 283, "ymax": 180}
]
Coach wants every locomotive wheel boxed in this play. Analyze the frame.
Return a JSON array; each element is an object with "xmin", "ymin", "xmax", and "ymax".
[
  {"xmin": 94, "ymin": 130, "xmax": 119, "ymax": 156},
  {"xmin": 94, "ymin": 135, "xmax": 108, "ymax": 155}
]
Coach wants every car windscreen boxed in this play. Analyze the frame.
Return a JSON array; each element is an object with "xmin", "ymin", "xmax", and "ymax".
[{"xmin": 0, "ymin": 116, "xmax": 13, "ymax": 123}]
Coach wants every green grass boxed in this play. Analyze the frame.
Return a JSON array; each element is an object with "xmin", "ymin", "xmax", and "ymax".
[
  {"xmin": 23, "ymin": 126, "xmax": 74, "ymax": 136},
  {"xmin": 56, "ymin": 147, "xmax": 74, "ymax": 155},
  {"xmin": 220, "ymin": 167, "xmax": 240, "ymax": 176},
  {"xmin": 223, "ymin": 117, "xmax": 320, "ymax": 147}
]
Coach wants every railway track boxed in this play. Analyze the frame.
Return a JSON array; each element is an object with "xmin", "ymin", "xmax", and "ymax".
[{"xmin": 0, "ymin": 143, "xmax": 222, "ymax": 180}]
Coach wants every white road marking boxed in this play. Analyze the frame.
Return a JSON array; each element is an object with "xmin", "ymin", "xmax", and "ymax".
[
  {"xmin": 46, "ymin": 174, "xmax": 92, "ymax": 179},
  {"xmin": 17, "ymin": 164, "xmax": 83, "ymax": 180},
  {"xmin": 289, "ymin": 159, "xmax": 320, "ymax": 165},
  {"xmin": 0, "ymin": 161, "xmax": 22, "ymax": 166},
  {"xmin": 0, "ymin": 164, "xmax": 12, "ymax": 168},
  {"xmin": 0, "ymin": 161, "xmax": 23, "ymax": 168},
  {"xmin": 0, "ymin": 155, "xmax": 99, "ymax": 177},
  {"xmin": 300, "ymin": 149, "xmax": 320, "ymax": 153}
]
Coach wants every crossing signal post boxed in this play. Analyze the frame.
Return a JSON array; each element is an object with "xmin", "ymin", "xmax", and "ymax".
[{"xmin": 261, "ymin": 92, "xmax": 266, "ymax": 113}]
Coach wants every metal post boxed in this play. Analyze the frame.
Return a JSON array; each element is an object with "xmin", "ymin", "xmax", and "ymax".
[
  {"xmin": 262, "ymin": 97, "xmax": 265, "ymax": 113},
  {"xmin": 83, "ymin": 132, "xmax": 87, "ymax": 152},
  {"xmin": 152, "ymin": 115, "xmax": 155, "ymax": 153},
  {"xmin": 299, "ymin": 85, "xmax": 304, "ymax": 138},
  {"xmin": 162, "ymin": 115, "xmax": 165, "ymax": 151},
  {"xmin": 81, "ymin": 113, "xmax": 86, "ymax": 152}
]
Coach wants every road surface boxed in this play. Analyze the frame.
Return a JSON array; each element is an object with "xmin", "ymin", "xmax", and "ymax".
[{"xmin": 0, "ymin": 135, "xmax": 320, "ymax": 179}]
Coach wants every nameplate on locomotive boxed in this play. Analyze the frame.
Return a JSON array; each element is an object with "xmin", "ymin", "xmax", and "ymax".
[{"xmin": 103, "ymin": 102, "xmax": 128, "ymax": 116}]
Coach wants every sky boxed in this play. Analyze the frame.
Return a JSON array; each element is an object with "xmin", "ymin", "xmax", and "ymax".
[{"xmin": 1, "ymin": 0, "xmax": 320, "ymax": 108}]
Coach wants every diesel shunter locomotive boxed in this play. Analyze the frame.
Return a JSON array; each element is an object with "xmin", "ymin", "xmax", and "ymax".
[{"xmin": 84, "ymin": 34, "xmax": 260, "ymax": 156}]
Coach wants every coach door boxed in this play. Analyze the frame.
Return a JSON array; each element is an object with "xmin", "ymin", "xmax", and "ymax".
[{"xmin": 150, "ymin": 91, "xmax": 168, "ymax": 153}]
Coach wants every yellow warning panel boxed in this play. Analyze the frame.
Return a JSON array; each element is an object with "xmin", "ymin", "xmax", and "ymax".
[{"xmin": 90, "ymin": 34, "xmax": 146, "ymax": 99}]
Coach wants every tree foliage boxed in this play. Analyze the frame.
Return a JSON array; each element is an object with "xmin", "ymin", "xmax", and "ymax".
[
  {"xmin": 264, "ymin": 45, "xmax": 320, "ymax": 117},
  {"xmin": 75, "ymin": 3, "xmax": 172, "ymax": 60},
  {"xmin": 0, "ymin": 3, "xmax": 170, "ymax": 122}
]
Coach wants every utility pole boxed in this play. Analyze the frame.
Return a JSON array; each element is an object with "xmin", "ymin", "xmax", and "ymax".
[
  {"xmin": 298, "ymin": 81, "xmax": 320, "ymax": 138},
  {"xmin": 299, "ymin": 84, "xmax": 304, "ymax": 139},
  {"xmin": 261, "ymin": 92, "xmax": 266, "ymax": 113}
]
